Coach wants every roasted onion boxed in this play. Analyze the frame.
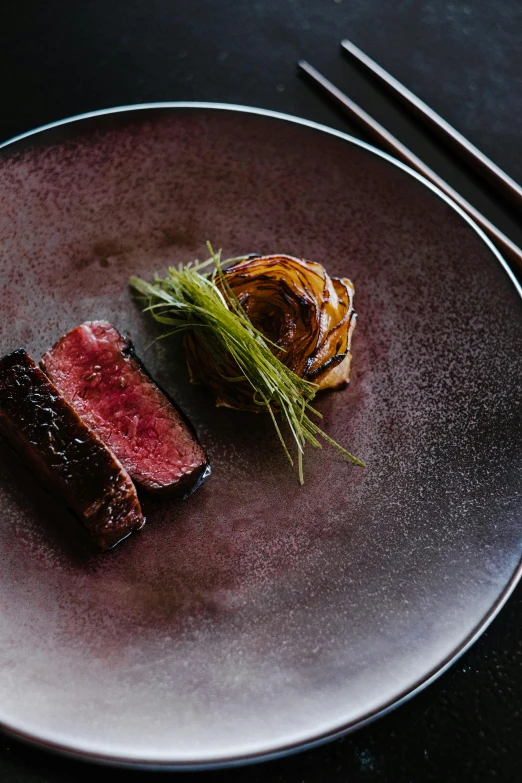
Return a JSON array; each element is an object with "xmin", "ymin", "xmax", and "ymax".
[{"xmin": 185, "ymin": 254, "xmax": 357, "ymax": 410}]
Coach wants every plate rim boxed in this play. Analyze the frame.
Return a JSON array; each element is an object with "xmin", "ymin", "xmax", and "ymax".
[{"xmin": 0, "ymin": 101, "xmax": 521, "ymax": 770}]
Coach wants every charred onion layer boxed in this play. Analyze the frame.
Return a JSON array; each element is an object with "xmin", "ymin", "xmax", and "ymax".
[{"xmin": 185, "ymin": 255, "xmax": 357, "ymax": 410}]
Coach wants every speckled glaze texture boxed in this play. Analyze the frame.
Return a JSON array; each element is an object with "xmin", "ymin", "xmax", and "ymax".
[{"xmin": 0, "ymin": 106, "xmax": 520, "ymax": 767}]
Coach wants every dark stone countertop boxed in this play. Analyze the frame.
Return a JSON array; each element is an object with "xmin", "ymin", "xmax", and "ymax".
[{"xmin": 1, "ymin": 2, "xmax": 521, "ymax": 781}]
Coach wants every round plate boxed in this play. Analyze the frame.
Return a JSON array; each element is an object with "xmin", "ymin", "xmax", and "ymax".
[{"xmin": 0, "ymin": 104, "xmax": 521, "ymax": 769}]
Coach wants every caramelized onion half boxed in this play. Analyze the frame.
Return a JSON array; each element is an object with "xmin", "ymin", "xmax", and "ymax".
[{"xmin": 185, "ymin": 255, "xmax": 357, "ymax": 410}]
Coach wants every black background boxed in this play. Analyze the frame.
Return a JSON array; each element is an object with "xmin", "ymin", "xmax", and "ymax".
[{"xmin": 1, "ymin": 2, "xmax": 521, "ymax": 781}]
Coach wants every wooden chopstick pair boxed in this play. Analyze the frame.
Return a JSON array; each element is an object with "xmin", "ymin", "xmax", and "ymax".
[{"xmin": 298, "ymin": 41, "xmax": 522, "ymax": 272}]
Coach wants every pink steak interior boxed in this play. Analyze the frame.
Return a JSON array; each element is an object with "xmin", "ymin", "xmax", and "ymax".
[{"xmin": 42, "ymin": 321, "xmax": 208, "ymax": 497}]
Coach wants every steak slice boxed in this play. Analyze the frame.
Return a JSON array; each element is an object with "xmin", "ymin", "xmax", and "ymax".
[
  {"xmin": 41, "ymin": 321, "xmax": 209, "ymax": 498},
  {"xmin": 0, "ymin": 349, "xmax": 144, "ymax": 550}
]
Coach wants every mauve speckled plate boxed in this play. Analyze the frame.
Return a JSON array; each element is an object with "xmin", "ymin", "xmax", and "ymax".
[{"xmin": 0, "ymin": 104, "xmax": 521, "ymax": 769}]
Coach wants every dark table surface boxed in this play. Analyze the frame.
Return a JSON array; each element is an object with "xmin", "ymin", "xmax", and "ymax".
[{"xmin": 1, "ymin": 2, "xmax": 521, "ymax": 781}]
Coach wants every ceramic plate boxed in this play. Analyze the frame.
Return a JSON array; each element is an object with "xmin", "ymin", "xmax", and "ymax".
[{"xmin": 0, "ymin": 104, "xmax": 521, "ymax": 768}]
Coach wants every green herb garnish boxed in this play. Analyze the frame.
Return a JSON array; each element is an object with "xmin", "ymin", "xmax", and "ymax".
[{"xmin": 130, "ymin": 244, "xmax": 364, "ymax": 484}]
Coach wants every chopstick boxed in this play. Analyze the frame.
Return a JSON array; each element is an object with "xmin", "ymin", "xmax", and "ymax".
[
  {"xmin": 341, "ymin": 39, "xmax": 522, "ymax": 213},
  {"xmin": 297, "ymin": 60, "xmax": 522, "ymax": 273}
]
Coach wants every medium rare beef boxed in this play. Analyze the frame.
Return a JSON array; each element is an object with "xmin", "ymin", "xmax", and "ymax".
[
  {"xmin": 0, "ymin": 349, "xmax": 144, "ymax": 550},
  {"xmin": 41, "ymin": 321, "xmax": 209, "ymax": 498}
]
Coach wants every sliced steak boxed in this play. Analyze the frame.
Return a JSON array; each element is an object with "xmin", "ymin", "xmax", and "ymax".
[
  {"xmin": 41, "ymin": 321, "xmax": 209, "ymax": 498},
  {"xmin": 0, "ymin": 349, "xmax": 144, "ymax": 550}
]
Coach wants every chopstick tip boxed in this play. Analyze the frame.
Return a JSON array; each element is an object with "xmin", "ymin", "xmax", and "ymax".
[{"xmin": 297, "ymin": 60, "xmax": 317, "ymax": 79}]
